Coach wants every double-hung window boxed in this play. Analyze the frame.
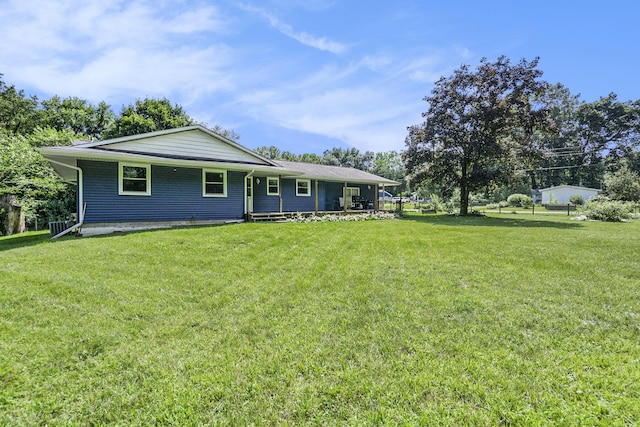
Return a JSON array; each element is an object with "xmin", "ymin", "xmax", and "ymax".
[
  {"xmin": 296, "ymin": 179, "xmax": 311, "ymax": 196},
  {"xmin": 119, "ymin": 163, "xmax": 151, "ymax": 196},
  {"xmin": 267, "ymin": 177, "xmax": 280, "ymax": 195},
  {"xmin": 203, "ymin": 169, "xmax": 227, "ymax": 197}
]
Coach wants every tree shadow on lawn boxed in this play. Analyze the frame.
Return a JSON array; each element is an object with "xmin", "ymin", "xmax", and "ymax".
[
  {"xmin": 402, "ymin": 213, "xmax": 584, "ymax": 229},
  {"xmin": 0, "ymin": 231, "xmax": 52, "ymax": 252}
]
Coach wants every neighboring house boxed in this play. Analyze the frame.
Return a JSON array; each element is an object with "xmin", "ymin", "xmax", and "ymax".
[
  {"xmin": 539, "ymin": 185, "xmax": 600, "ymax": 205},
  {"xmin": 38, "ymin": 125, "xmax": 398, "ymax": 236}
]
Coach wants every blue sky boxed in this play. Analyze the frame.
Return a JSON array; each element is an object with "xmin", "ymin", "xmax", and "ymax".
[{"xmin": 1, "ymin": 1, "xmax": 638, "ymax": 154}]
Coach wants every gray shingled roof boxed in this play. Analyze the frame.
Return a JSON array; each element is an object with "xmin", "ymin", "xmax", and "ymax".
[
  {"xmin": 275, "ymin": 160, "xmax": 399, "ymax": 185},
  {"xmin": 38, "ymin": 125, "xmax": 400, "ymax": 186}
]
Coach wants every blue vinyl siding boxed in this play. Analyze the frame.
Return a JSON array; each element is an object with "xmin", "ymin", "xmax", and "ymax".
[
  {"xmin": 281, "ymin": 179, "xmax": 315, "ymax": 212},
  {"xmin": 252, "ymin": 176, "xmax": 280, "ymax": 213},
  {"xmin": 79, "ymin": 160, "xmax": 245, "ymax": 223}
]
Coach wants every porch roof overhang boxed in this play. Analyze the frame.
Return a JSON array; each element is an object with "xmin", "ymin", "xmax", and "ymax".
[
  {"xmin": 37, "ymin": 146, "xmax": 302, "ymax": 182},
  {"xmin": 274, "ymin": 160, "xmax": 400, "ymax": 186}
]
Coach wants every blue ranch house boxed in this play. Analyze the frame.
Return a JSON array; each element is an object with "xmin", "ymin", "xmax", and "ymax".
[{"xmin": 38, "ymin": 125, "xmax": 398, "ymax": 236}]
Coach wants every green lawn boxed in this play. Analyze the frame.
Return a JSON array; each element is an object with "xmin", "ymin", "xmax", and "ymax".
[{"xmin": 1, "ymin": 214, "xmax": 639, "ymax": 426}]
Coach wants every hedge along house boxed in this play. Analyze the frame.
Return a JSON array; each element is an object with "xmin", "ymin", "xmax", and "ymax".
[{"xmin": 38, "ymin": 125, "xmax": 399, "ymax": 236}]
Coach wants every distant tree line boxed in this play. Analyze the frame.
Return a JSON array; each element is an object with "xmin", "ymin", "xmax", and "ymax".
[{"xmin": 253, "ymin": 145, "xmax": 406, "ymax": 190}]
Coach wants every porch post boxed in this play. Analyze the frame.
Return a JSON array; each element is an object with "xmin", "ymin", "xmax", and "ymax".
[
  {"xmin": 279, "ymin": 175, "xmax": 283, "ymax": 213},
  {"xmin": 243, "ymin": 174, "xmax": 247, "ymax": 216},
  {"xmin": 343, "ymin": 182, "xmax": 348, "ymax": 212},
  {"xmin": 374, "ymin": 184, "xmax": 379, "ymax": 211},
  {"xmin": 314, "ymin": 179, "xmax": 319, "ymax": 213}
]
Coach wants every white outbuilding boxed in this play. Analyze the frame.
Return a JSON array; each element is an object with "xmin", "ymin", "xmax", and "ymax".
[{"xmin": 539, "ymin": 185, "xmax": 600, "ymax": 204}]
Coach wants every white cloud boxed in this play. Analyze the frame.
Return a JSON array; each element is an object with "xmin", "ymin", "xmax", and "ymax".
[
  {"xmin": 235, "ymin": 81, "xmax": 422, "ymax": 152},
  {"xmin": 227, "ymin": 49, "xmax": 464, "ymax": 151},
  {"xmin": 0, "ymin": 0, "xmax": 233, "ymax": 102},
  {"xmin": 18, "ymin": 45, "xmax": 235, "ymax": 104},
  {"xmin": 236, "ymin": 3, "xmax": 348, "ymax": 54}
]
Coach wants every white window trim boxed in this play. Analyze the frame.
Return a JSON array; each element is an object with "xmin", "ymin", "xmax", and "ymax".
[
  {"xmin": 119, "ymin": 163, "xmax": 151, "ymax": 196},
  {"xmin": 266, "ymin": 176, "xmax": 280, "ymax": 196},
  {"xmin": 202, "ymin": 169, "xmax": 227, "ymax": 197},
  {"xmin": 296, "ymin": 179, "xmax": 311, "ymax": 197}
]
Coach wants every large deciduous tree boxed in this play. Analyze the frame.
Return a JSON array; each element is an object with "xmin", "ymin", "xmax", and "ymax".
[
  {"xmin": 0, "ymin": 131, "xmax": 66, "ymax": 221},
  {"xmin": 404, "ymin": 57, "xmax": 551, "ymax": 215},
  {"xmin": 104, "ymin": 97, "xmax": 239, "ymax": 141},
  {"xmin": 572, "ymin": 94, "xmax": 640, "ymax": 186},
  {"xmin": 104, "ymin": 97, "xmax": 195, "ymax": 139},
  {"xmin": 0, "ymin": 75, "xmax": 40, "ymax": 135},
  {"xmin": 41, "ymin": 96, "xmax": 114, "ymax": 140}
]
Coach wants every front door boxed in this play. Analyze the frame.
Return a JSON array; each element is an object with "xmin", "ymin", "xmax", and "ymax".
[{"xmin": 246, "ymin": 176, "xmax": 254, "ymax": 214}]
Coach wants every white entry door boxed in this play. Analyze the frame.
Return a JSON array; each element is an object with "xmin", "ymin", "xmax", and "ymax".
[{"xmin": 246, "ymin": 176, "xmax": 253, "ymax": 214}]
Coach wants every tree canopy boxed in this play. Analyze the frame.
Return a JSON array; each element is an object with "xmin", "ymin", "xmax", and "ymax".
[
  {"xmin": 104, "ymin": 97, "xmax": 195, "ymax": 139},
  {"xmin": 0, "ymin": 76, "xmax": 40, "ymax": 135},
  {"xmin": 404, "ymin": 57, "xmax": 551, "ymax": 214},
  {"xmin": 40, "ymin": 96, "xmax": 114, "ymax": 140}
]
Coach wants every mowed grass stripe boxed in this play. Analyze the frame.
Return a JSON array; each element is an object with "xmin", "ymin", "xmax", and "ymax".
[{"xmin": 0, "ymin": 215, "xmax": 639, "ymax": 425}]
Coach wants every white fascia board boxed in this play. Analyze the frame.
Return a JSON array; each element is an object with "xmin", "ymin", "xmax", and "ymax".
[{"xmin": 280, "ymin": 174, "xmax": 400, "ymax": 186}]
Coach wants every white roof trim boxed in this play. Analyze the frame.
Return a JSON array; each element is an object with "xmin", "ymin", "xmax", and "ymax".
[{"xmin": 75, "ymin": 125, "xmax": 279, "ymax": 167}]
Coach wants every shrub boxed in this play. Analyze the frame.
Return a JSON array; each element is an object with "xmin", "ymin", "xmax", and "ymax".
[
  {"xmin": 443, "ymin": 201, "xmax": 456, "ymax": 214},
  {"xmin": 507, "ymin": 193, "xmax": 532, "ymax": 208},
  {"xmin": 569, "ymin": 194, "xmax": 584, "ymax": 205},
  {"xmin": 288, "ymin": 212, "xmax": 397, "ymax": 223},
  {"xmin": 604, "ymin": 165, "xmax": 640, "ymax": 201},
  {"xmin": 587, "ymin": 194, "xmax": 610, "ymax": 204},
  {"xmin": 430, "ymin": 194, "xmax": 442, "ymax": 212},
  {"xmin": 584, "ymin": 200, "xmax": 633, "ymax": 222}
]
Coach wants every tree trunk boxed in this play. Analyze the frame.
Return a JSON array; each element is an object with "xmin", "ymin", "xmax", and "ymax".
[
  {"xmin": 529, "ymin": 171, "xmax": 537, "ymax": 190},
  {"xmin": 459, "ymin": 163, "xmax": 469, "ymax": 215},
  {"xmin": 0, "ymin": 194, "xmax": 26, "ymax": 236}
]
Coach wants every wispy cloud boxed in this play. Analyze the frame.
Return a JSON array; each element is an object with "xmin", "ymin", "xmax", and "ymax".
[
  {"xmin": 0, "ymin": 0, "xmax": 234, "ymax": 103},
  {"xmin": 236, "ymin": 3, "xmax": 348, "ymax": 54},
  {"xmin": 234, "ymin": 72, "xmax": 423, "ymax": 152}
]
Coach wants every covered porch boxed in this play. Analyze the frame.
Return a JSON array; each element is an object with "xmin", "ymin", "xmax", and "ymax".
[{"xmin": 246, "ymin": 177, "xmax": 397, "ymax": 221}]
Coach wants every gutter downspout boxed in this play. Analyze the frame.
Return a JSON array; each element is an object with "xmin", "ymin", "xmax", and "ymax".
[{"xmin": 45, "ymin": 159, "xmax": 84, "ymax": 239}]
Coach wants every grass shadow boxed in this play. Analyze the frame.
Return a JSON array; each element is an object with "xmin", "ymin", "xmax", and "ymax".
[
  {"xmin": 402, "ymin": 213, "xmax": 584, "ymax": 229},
  {"xmin": 0, "ymin": 231, "xmax": 52, "ymax": 251}
]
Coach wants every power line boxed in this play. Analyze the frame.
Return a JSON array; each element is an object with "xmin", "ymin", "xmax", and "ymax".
[{"xmin": 518, "ymin": 163, "xmax": 602, "ymax": 172}]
